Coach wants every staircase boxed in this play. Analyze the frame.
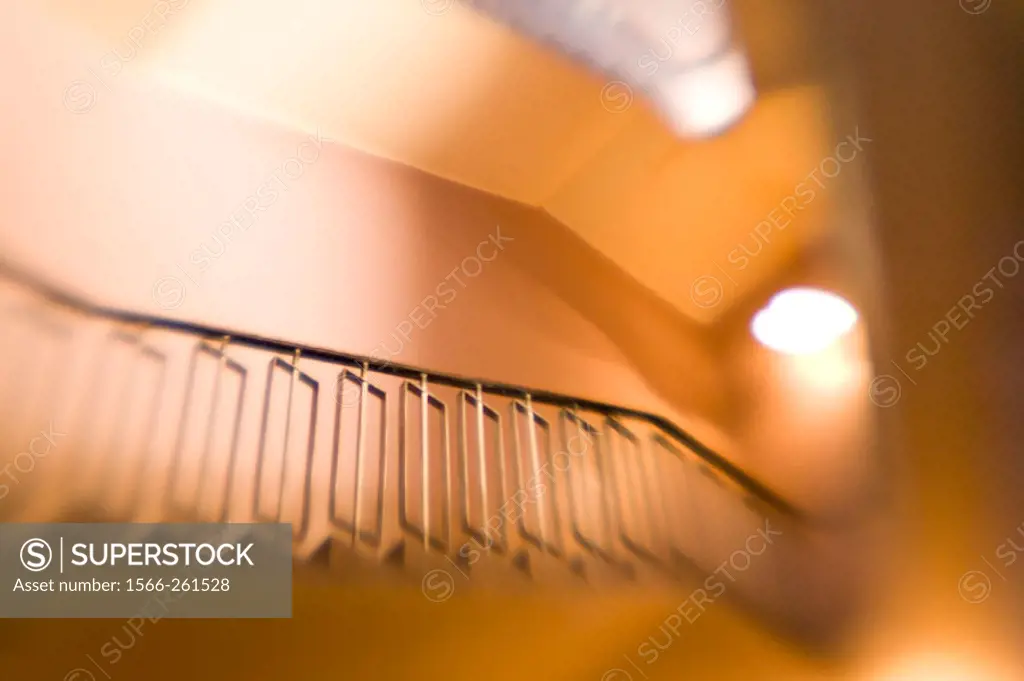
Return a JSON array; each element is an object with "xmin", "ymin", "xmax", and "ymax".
[{"xmin": 0, "ymin": 260, "xmax": 833, "ymax": 644}]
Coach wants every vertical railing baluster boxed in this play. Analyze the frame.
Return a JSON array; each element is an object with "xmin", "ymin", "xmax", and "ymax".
[
  {"xmin": 353, "ymin": 361, "xmax": 369, "ymax": 546},
  {"xmin": 420, "ymin": 372, "xmax": 430, "ymax": 551},
  {"xmin": 525, "ymin": 393, "xmax": 547, "ymax": 548},
  {"xmin": 275, "ymin": 349, "xmax": 300, "ymax": 522},
  {"xmin": 196, "ymin": 336, "xmax": 228, "ymax": 513},
  {"xmin": 571, "ymin": 406, "xmax": 586, "ymax": 543},
  {"xmin": 376, "ymin": 381, "xmax": 389, "ymax": 550},
  {"xmin": 221, "ymin": 357, "xmax": 246, "ymax": 522},
  {"xmin": 640, "ymin": 438, "xmax": 664, "ymax": 556},
  {"xmin": 475, "ymin": 384, "xmax": 488, "ymax": 537},
  {"xmin": 168, "ymin": 345, "xmax": 196, "ymax": 513},
  {"xmin": 443, "ymin": 393, "xmax": 452, "ymax": 551}
]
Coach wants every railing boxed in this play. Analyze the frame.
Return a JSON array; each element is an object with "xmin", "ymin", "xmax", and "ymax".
[{"xmin": 0, "ymin": 260, "xmax": 805, "ymax": 611}]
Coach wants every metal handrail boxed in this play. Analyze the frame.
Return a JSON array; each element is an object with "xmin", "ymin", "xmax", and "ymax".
[{"xmin": 0, "ymin": 258, "xmax": 801, "ymax": 521}]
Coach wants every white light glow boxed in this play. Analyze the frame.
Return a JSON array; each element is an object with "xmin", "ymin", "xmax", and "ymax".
[
  {"xmin": 751, "ymin": 288, "xmax": 859, "ymax": 355},
  {"xmin": 878, "ymin": 652, "xmax": 1014, "ymax": 681},
  {"xmin": 649, "ymin": 47, "xmax": 756, "ymax": 138}
]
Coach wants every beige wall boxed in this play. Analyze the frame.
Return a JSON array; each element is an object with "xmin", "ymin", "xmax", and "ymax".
[
  {"xmin": 28, "ymin": 0, "xmax": 842, "ymax": 326},
  {"xmin": 1, "ymin": 3, "xmax": 733, "ymax": 447}
]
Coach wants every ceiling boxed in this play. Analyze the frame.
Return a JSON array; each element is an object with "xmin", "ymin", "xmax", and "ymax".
[{"xmin": 42, "ymin": 0, "xmax": 837, "ymax": 323}]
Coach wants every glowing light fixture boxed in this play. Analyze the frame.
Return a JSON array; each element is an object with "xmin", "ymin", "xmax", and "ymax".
[
  {"xmin": 751, "ymin": 288, "xmax": 858, "ymax": 355},
  {"xmin": 647, "ymin": 47, "xmax": 756, "ymax": 138},
  {"xmin": 468, "ymin": 0, "xmax": 755, "ymax": 138}
]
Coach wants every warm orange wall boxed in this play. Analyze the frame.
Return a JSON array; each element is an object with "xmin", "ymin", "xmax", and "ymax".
[
  {"xmin": 0, "ymin": 4, "xmax": 731, "ymax": 446},
  {"xmin": 822, "ymin": 0, "xmax": 1024, "ymax": 677}
]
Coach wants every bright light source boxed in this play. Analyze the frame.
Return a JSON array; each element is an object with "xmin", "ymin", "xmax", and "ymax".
[
  {"xmin": 648, "ymin": 47, "xmax": 756, "ymax": 138},
  {"xmin": 751, "ymin": 288, "xmax": 859, "ymax": 355},
  {"xmin": 879, "ymin": 652, "xmax": 1014, "ymax": 681}
]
